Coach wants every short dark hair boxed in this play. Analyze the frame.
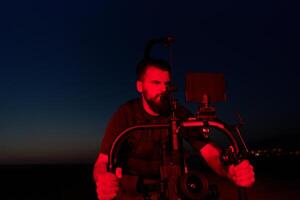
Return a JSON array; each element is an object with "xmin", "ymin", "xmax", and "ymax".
[{"xmin": 136, "ymin": 58, "xmax": 172, "ymax": 81}]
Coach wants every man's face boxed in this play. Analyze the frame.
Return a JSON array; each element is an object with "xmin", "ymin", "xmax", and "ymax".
[{"xmin": 137, "ymin": 66, "xmax": 171, "ymax": 115}]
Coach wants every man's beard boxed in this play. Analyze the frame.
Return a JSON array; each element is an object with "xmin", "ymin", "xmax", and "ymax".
[{"xmin": 144, "ymin": 93, "xmax": 171, "ymax": 116}]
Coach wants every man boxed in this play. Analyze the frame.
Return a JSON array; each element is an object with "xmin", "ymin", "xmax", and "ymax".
[{"xmin": 94, "ymin": 58, "xmax": 255, "ymax": 200}]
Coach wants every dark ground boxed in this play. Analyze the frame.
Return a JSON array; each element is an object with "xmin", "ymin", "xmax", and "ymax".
[{"xmin": 1, "ymin": 156, "xmax": 299, "ymax": 200}]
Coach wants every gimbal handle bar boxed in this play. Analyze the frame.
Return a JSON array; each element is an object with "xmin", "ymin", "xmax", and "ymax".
[
  {"xmin": 108, "ymin": 124, "xmax": 169, "ymax": 171},
  {"xmin": 108, "ymin": 120, "xmax": 240, "ymax": 172},
  {"xmin": 181, "ymin": 120, "xmax": 240, "ymax": 153}
]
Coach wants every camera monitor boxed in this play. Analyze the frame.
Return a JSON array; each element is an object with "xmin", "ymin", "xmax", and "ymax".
[{"xmin": 185, "ymin": 72, "xmax": 226, "ymax": 104}]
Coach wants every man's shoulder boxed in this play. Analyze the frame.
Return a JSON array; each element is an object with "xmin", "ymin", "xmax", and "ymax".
[
  {"xmin": 118, "ymin": 98, "xmax": 140, "ymax": 111},
  {"xmin": 113, "ymin": 98, "xmax": 143, "ymax": 118},
  {"xmin": 109, "ymin": 98, "xmax": 145, "ymax": 126}
]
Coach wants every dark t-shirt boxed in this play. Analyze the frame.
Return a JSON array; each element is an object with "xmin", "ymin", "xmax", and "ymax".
[{"xmin": 100, "ymin": 98, "xmax": 208, "ymax": 178}]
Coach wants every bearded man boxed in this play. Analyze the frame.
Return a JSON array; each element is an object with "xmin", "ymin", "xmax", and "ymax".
[{"xmin": 93, "ymin": 58, "xmax": 255, "ymax": 200}]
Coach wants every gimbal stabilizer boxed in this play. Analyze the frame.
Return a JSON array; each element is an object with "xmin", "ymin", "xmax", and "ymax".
[{"xmin": 107, "ymin": 37, "xmax": 250, "ymax": 199}]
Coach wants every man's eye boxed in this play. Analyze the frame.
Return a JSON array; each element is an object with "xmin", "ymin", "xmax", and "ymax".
[{"xmin": 164, "ymin": 82, "xmax": 171, "ymax": 88}]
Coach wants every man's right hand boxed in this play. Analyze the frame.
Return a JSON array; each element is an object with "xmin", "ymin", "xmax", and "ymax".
[{"xmin": 95, "ymin": 171, "xmax": 119, "ymax": 200}]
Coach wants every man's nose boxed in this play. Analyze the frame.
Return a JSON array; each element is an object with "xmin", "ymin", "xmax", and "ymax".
[{"xmin": 160, "ymin": 84, "xmax": 167, "ymax": 93}]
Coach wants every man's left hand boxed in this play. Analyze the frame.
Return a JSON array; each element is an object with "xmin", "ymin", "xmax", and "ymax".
[{"xmin": 227, "ymin": 160, "xmax": 255, "ymax": 187}]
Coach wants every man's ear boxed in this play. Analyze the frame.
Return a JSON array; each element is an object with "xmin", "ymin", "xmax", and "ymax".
[{"xmin": 136, "ymin": 80, "xmax": 143, "ymax": 93}]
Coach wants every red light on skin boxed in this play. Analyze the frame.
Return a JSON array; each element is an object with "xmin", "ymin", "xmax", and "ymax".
[
  {"xmin": 136, "ymin": 66, "xmax": 171, "ymax": 116},
  {"xmin": 137, "ymin": 66, "xmax": 170, "ymax": 98}
]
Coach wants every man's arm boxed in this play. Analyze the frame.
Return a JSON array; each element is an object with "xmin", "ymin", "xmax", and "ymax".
[{"xmin": 200, "ymin": 143, "xmax": 255, "ymax": 187}]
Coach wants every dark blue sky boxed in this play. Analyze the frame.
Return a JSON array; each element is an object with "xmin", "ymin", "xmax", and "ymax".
[{"xmin": 1, "ymin": 0, "xmax": 299, "ymax": 164}]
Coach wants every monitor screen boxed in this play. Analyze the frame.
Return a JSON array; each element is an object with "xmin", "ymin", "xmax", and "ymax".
[{"xmin": 185, "ymin": 72, "xmax": 226, "ymax": 103}]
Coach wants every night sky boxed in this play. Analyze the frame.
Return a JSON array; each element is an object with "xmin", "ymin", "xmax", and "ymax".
[{"xmin": 1, "ymin": 0, "xmax": 299, "ymax": 164}]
